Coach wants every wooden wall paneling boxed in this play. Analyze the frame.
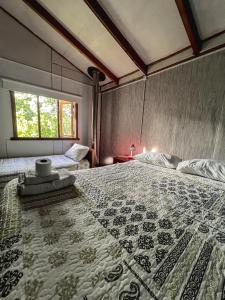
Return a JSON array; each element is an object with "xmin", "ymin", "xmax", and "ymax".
[
  {"xmin": 100, "ymin": 91, "xmax": 113, "ymax": 163},
  {"xmin": 84, "ymin": 0, "xmax": 147, "ymax": 74},
  {"xmin": 100, "ymin": 49, "xmax": 225, "ymax": 162},
  {"xmin": 172, "ymin": 52, "xmax": 225, "ymax": 159},
  {"xmin": 141, "ymin": 72, "xmax": 180, "ymax": 155},
  {"xmin": 96, "ymin": 93, "xmax": 102, "ymax": 163},
  {"xmin": 212, "ymin": 93, "xmax": 225, "ymax": 160},
  {"xmin": 22, "ymin": 0, "xmax": 119, "ymax": 83},
  {"xmin": 100, "ymin": 81, "xmax": 145, "ymax": 164},
  {"xmin": 142, "ymin": 50, "xmax": 225, "ymax": 160}
]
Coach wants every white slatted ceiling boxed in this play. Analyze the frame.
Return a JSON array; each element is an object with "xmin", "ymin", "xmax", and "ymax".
[{"xmin": 1, "ymin": 0, "xmax": 225, "ymax": 81}]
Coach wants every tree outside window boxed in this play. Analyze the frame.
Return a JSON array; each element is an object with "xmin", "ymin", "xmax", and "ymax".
[{"xmin": 11, "ymin": 91, "xmax": 78, "ymax": 139}]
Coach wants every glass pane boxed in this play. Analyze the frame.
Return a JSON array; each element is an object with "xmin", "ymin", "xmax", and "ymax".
[
  {"xmin": 62, "ymin": 103, "xmax": 72, "ymax": 136},
  {"xmin": 39, "ymin": 96, "xmax": 58, "ymax": 138},
  {"xmin": 15, "ymin": 92, "xmax": 39, "ymax": 137}
]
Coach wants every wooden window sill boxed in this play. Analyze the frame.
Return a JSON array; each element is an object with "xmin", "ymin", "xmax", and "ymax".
[{"xmin": 10, "ymin": 137, "xmax": 80, "ymax": 141}]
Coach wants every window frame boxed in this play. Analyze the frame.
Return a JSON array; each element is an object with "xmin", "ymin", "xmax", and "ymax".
[
  {"xmin": 10, "ymin": 91, "xmax": 79, "ymax": 141},
  {"xmin": 59, "ymin": 100, "xmax": 78, "ymax": 138}
]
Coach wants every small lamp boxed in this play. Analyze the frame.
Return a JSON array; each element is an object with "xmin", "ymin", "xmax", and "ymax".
[
  {"xmin": 151, "ymin": 147, "xmax": 158, "ymax": 153},
  {"xmin": 129, "ymin": 144, "xmax": 136, "ymax": 157}
]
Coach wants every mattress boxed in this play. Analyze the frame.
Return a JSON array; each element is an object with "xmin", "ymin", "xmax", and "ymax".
[
  {"xmin": 1, "ymin": 160, "xmax": 225, "ymax": 299},
  {"xmin": 0, "ymin": 155, "xmax": 89, "ymax": 176}
]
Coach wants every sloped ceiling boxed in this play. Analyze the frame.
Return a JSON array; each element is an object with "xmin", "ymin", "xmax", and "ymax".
[
  {"xmin": 0, "ymin": 0, "xmax": 101, "ymax": 80},
  {"xmin": 98, "ymin": 0, "xmax": 190, "ymax": 64},
  {"xmin": 190, "ymin": 0, "xmax": 225, "ymax": 39},
  {"xmin": 0, "ymin": 0, "xmax": 225, "ymax": 85},
  {"xmin": 39, "ymin": 0, "xmax": 137, "ymax": 77}
]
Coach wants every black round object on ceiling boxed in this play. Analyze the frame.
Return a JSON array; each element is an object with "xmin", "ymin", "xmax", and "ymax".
[{"xmin": 87, "ymin": 67, "xmax": 106, "ymax": 82}]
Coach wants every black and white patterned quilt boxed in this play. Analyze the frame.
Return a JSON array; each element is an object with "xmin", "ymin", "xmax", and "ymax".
[{"xmin": 1, "ymin": 160, "xmax": 225, "ymax": 299}]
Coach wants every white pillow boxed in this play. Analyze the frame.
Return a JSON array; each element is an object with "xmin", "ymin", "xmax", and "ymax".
[
  {"xmin": 177, "ymin": 159, "xmax": 225, "ymax": 182},
  {"xmin": 65, "ymin": 143, "xmax": 89, "ymax": 162},
  {"xmin": 134, "ymin": 152, "xmax": 181, "ymax": 169}
]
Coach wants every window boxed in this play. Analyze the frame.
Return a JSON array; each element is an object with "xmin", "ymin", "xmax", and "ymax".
[
  {"xmin": 11, "ymin": 91, "xmax": 78, "ymax": 139},
  {"xmin": 59, "ymin": 101, "xmax": 76, "ymax": 138}
]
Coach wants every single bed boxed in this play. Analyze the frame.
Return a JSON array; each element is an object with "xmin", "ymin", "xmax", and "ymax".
[
  {"xmin": 0, "ymin": 154, "xmax": 90, "ymax": 176},
  {"xmin": 0, "ymin": 152, "xmax": 91, "ymax": 194},
  {"xmin": 1, "ymin": 160, "xmax": 225, "ymax": 299}
]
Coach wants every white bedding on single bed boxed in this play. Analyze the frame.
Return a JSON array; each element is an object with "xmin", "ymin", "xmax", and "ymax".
[{"xmin": 0, "ymin": 154, "xmax": 89, "ymax": 176}]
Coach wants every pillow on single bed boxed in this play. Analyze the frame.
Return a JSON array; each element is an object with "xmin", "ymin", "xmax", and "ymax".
[
  {"xmin": 65, "ymin": 143, "xmax": 89, "ymax": 162},
  {"xmin": 134, "ymin": 152, "xmax": 181, "ymax": 169},
  {"xmin": 177, "ymin": 159, "xmax": 225, "ymax": 182}
]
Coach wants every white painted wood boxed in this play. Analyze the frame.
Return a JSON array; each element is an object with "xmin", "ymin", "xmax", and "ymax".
[
  {"xmin": 62, "ymin": 141, "xmax": 75, "ymax": 153},
  {"xmin": 0, "ymin": 88, "xmax": 12, "ymax": 158},
  {"xmin": 0, "ymin": 9, "xmax": 51, "ymax": 72},
  {"xmin": 6, "ymin": 140, "xmax": 54, "ymax": 157},
  {"xmin": 1, "ymin": 77, "xmax": 82, "ymax": 100},
  {"xmin": 39, "ymin": 0, "xmax": 137, "ymax": 77},
  {"xmin": 1, "ymin": 0, "xmax": 225, "ymax": 81},
  {"xmin": 98, "ymin": 0, "xmax": 190, "ymax": 64},
  {"xmin": 190, "ymin": 0, "xmax": 225, "ymax": 39},
  {"xmin": 201, "ymin": 35, "xmax": 225, "ymax": 52},
  {"xmin": 0, "ymin": 58, "xmax": 52, "ymax": 88},
  {"xmin": 53, "ymin": 141, "xmax": 63, "ymax": 155},
  {"xmin": 0, "ymin": 8, "xmax": 92, "ymax": 85},
  {"xmin": 0, "ymin": 1, "xmax": 110, "ymax": 83},
  {"xmin": 51, "ymin": 74, "xmax": 62, "ymax": 92}
]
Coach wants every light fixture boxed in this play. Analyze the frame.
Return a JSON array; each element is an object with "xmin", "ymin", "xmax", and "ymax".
[
  {"xmin": 104, "ymin": 157, "xmax": 113, "ymax": 165},
  {"xmin": 151, "ymin": 147, "xmax": 158, "ymax": 153},
  {"xmin": 143, "ymin": 147, "xmax": 146, "ymax": 153},
  {"xmin": 129, "ymin": 144, "xmax": 136, "ymax": 157}
]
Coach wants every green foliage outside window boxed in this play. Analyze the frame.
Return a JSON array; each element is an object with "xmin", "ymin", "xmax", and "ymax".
[
  {"xmin": 13, "ymin": 92, "xmax": 76, "ymax": 138},
  {"xmin": 39, "ymin": 96, "xmax": 58, "ymax": 138},
  {"xmin": 15, "ymin": 92, "xmax": 39, "ymax": 137},
  {"xmin": 62, "ymin": 104, "xmax": 72, "ymax": 136}
]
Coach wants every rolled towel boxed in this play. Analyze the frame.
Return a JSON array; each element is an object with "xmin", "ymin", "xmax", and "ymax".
[
  {"xmin": 24, "ymin": 170, "xmax": 60, "ymax": 185},
  {"xmin": 18, "ymin": 173, "xmax": 75, "ymax": 196}
]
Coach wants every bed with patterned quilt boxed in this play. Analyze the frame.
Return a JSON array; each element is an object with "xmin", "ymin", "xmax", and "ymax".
[{"xmin": 1, "ymin": 160, "xmax": 225, "ymax": 299}]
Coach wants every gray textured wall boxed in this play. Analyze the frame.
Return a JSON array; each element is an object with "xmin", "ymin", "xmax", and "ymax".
[
  {"xmin": 100, "ymin": 49, "xmax": 225, "ymax": 164},
  {"xmin": 100, "ymin": 81, "xmax": 144, "ymax": 164}
]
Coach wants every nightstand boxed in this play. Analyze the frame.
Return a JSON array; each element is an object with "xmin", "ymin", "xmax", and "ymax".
[{"xmin": 113, "ymin": 156, "xmax": 134, "ymax": 164}]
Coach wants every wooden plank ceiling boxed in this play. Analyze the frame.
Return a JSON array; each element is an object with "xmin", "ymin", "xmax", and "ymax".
[{"xmin": 0, "ymin": 0, "xmax": 225, "ymax": 85}]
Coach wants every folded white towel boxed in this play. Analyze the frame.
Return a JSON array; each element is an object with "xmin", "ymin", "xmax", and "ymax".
[
  {"xmin": 23, "ymin": 170, "xmax": 60, "ymax": 185},
  {"xmin": 18, "ymin": 170, "xmax": 75, "ymax": 196},
  {"xmin": 20, "ymin": 185, "xmax": 75, "ymax": 203},
  {"xmin": 20, "ymin": 186, "xmax": 79, "ymax": 209}
]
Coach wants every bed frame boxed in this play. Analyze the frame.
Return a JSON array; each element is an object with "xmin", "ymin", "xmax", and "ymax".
[{"xmin": 85, "ymin": 148, "xmax": 95, "ymax": 168}]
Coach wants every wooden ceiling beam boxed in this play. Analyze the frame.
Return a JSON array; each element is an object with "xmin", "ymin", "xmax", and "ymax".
[
  {"xmin": 175, "ymin": 0, "xmax": 202, "ymax": 55},
  {"xmin": 84, "ymin": 0, "xmax": 147, "ymax": 75},
  {"xmin": 22, "ymin": 0, "xmax": 118, "ymax": 83}
]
